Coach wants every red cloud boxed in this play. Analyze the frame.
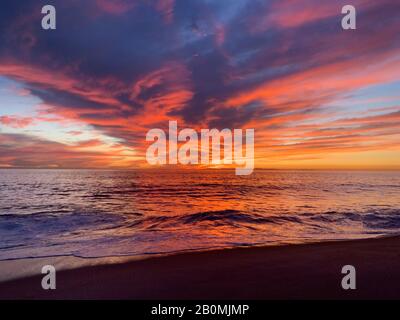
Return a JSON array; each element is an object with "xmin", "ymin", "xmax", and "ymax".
[
  {"xmin": 154, "ymin": 0, "xmax": 175, "ymax": 24},
  {"xmin": 0, "ymin": 115, "xmax": 34, "ymax": 128},
  {"xmin": 95, "ymin": 0, "xmax": 136, "ymax": 15}
]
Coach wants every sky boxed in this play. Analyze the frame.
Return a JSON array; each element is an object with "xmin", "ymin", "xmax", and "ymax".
[{"xmin": 0, "ymin": 0, "xmax": 399, "ymax": 169}]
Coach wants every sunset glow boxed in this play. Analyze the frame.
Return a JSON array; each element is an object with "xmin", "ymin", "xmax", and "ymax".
[{"xmin": 0, "ymin": 0, "xmax": 399, "ymax": 169}]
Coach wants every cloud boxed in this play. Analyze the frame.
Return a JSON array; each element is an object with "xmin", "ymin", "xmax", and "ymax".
[
  {"xmin": 0, "ymin": 115, "xmax": 34, "ymax": 128},
  {"xmin": 95, "ymin": 0, "xmax": 136, "ymax": 15},
  {"xmin": 0, "ymin": 0, "xmax": 399, "ymax": 168},
  {"xmin": 67, "ymin": 130, "xmax": 83, "ymax": 136},
  {"xmin": 0, "ymin": 133, "xmax": 139, "ymax": 168}
]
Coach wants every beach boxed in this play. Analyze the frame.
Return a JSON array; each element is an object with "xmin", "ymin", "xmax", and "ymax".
[{"xmin": 1, "ymin": 235, "xmax": 400, "ymax": 300}]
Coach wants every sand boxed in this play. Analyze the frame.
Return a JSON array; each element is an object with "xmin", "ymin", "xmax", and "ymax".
[{"xmin": 1, "ymin": 236, "xmax": 400, "ymax": 299}]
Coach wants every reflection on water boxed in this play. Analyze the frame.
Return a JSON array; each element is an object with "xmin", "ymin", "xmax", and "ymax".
[{"xmin": 0, "ymin": 169, "xmax": 399, "ymax": 260}]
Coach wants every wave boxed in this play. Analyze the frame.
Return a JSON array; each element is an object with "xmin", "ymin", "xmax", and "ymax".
[
  {"xmin": 308, "ymin": 210, "xmax": 400, "ymax": 229},
  {"xmin": 1, "ymin": 208, "xmax": 400, "ymax": 261},
  {"xmin": 2, "ymin": 208, "xmax": 400, "ymax": 233}
]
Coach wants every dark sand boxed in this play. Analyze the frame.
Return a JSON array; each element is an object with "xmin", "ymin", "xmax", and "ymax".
[{"xmin": 1, "ymin": 236, "xmax": 400, "ymax": 299}]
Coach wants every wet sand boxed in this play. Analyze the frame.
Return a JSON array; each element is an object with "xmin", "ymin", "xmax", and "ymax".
[{"xmin": 1, "ymin": 236, "xmax": 400, "ymax": 299}]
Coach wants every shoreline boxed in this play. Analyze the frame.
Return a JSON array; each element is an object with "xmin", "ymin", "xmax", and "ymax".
[
  {"xmin": 0, "ymin": 237, "xmax": 378, "ymax": 281},
  {"xmin": 1, "ymin": 235, "xmax": 400, "ymax": 299},
  {"xmin": 0, "ymin": 236, "xmax": 388, "ymax": 282}
]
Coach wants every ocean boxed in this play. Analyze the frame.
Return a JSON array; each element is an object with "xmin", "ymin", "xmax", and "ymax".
[{"xmin": 1, "ymin": 169, "xmax": 399, "ymax": 261}]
